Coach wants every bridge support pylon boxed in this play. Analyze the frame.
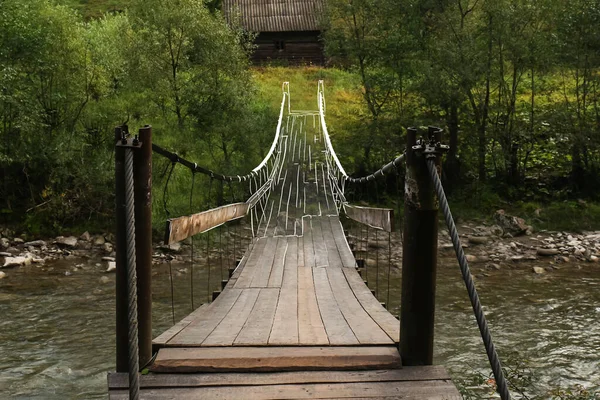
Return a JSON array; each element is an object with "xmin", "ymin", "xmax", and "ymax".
[{"xmin": 400, "ymin": 126, "xmax": 442, "ymax": 366}]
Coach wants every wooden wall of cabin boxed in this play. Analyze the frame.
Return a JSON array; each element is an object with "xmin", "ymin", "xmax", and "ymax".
[{"xmin": 252, "ymin": 31, "xmax": 325, "ymax": 65}]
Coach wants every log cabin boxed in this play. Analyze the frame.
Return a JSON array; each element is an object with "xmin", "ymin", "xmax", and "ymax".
[{"xmin": 223, "ymin": 0, "xmax": 325, "ymax": 65}]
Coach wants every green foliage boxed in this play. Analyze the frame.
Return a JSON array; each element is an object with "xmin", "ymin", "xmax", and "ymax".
[{"xmin": 0, "ymin": 0, "xmax": 269, "ymax": 235}]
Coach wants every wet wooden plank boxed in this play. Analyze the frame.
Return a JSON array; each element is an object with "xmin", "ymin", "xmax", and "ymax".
[
  {"xmin": 149, "ymin": 346, "xmax": 401, "ymax": 373},
  {"xmin": 234, "ymin": 238, "xmax": 268, "ymax": 288},
  {"xmin": 269, "ymin": 237, "xmax": 299, "ymax": 345},
  {"xmin": 234, "ymin": 288, "xmax": 280, "ymax": 346},
  {"xmin": 313, "ymin": 267, "xmax": 358, "ymax": 345},
  {"xmin": 344, "ymin": 204, "xmax": 394, "ymax": 232},
  {"xmin": 250, "ymin": 237, "xmax": 279, "ymax": 287},
  {"xmin": 109, "ymin": 366, "xmax": 453, "ymax": 389},
  {"xmin": 166, "ymin": 203, "xmax": 248, "ymax": 244},
  {"xmin": 202, "ymin": 288, "xmax": 260, "ymax": 346},
  {"xmin": 297, "ymin": 266, "xmax": 328, "ymax": 345},
  {"xmin": 329, "ymin": 217, "xmax": 357, "ymax": 268},
  {"xmin": 343, "ymin": 268, "xmax": 400, "ymax": 343},
  {"xmin": 167, "ymin": 289, "xmax": 242, "ymax": 346},
  {"xmin": 327, "ymin": 267, "xmax": 394, "ymax": 345},
  {"xmin": 267, "ymin": 239, "xmax": 288, "ymax": 287}
]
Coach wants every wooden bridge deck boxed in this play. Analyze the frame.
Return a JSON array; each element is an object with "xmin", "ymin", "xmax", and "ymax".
[{"xmin": 108, "ymin": 215, "xmax": 460, "ymax": 398}]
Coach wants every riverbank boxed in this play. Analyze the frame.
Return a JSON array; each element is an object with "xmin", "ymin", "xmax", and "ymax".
[{"xmin": 2, "ymin": 214, "xmax": 599, "ymax": 282}]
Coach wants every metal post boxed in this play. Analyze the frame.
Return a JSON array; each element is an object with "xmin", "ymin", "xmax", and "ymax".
[
  {"xmin": 399, "ymin": 126, "xmax": 441, "ymax": 365},
  {"xmin": 115, "ymin": 127, "xmax": 128, "ymax": 373},
  {"xmin": 134, "ymin": 125, "xmax": 152, "ymax": 368}
]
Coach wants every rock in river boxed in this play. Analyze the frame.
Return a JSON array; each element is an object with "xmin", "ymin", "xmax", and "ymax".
[{"xmin": 532, "ymin": 266, "xmax": 545, "ymax": 274}]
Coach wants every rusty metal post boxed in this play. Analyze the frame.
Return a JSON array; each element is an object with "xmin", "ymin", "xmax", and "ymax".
[
  {"xmin": 115, "ymin": 126, "xmax": 128, "ymax": 372},
  {"xmin": 134, "ymin": 125, "xmax": 152, "ymax": 368},
  {"xmin": 399, "ymin": 126, "xmax": 441, "ymax": 365}
]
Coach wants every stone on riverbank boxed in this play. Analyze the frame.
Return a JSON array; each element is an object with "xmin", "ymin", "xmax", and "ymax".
[
  {"xmin": 468, "ymin": 236, "xmax": 489, "ymax": 245},
  {"xmin": 494, "ymin": 210, "xmax": 533, "ymax": 236},
  {"xmin": 24, "ymin": 240, "xmax": 46, "ymax": 247},
  {"xmin": 106, "ymin": 262, "xmax": 116, "ymax": 272},
  {"xmin": 2, "ymin": 255, "xmax": 33, "ymax": 268},
  {"xmin": 537, "ymin": 248, "xmax": 559, "ymax": 256},
  {"xmin": 55, "ymin": 236, "xmax": 78, "ymax": 248},
  {"xmin": 80, "ymin": 232, "xmax": 91, "ymax": 241}
]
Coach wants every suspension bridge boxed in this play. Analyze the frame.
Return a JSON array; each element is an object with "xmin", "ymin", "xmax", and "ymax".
[{"xmin": 108, "ymin": 82, "xmax": 510, "ymax": 399}]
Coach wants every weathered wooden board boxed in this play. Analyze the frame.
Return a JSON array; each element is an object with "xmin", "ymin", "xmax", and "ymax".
[
  {"xmin": 165, "ymin": 203, "xmax": 248, "ymax": 244},
  {"xmin": 343, "ymin": 204, "xmax": 394, "ymax": 232},
  {"xmin": 109, "ymin": 366, "xmax": 452, "ymax": 389},
  {"xmin": 269, "ymin": 237, "xmax": 299, "ymax": 345},
  {"xmin": 234, "ymin": 238, "xmax": 268, "ymax": 288},
  {"xmin": 150, "ymin": 346, "xmax": 401, "ymax": 373},
  {"xmin": 153, "ymin": 304, "xmax": 209, "ymax": 349},
  {"xmin": 342, "ymin": 268, "xmax": 400, "ymax": 343},
  {"xmin": 329, "ymin": 217, "xmax": 358, "ymax": 268},
  {"xmin": 313, "ymin": 267, "xmax": 358, "ymax": 345},
  {"xmin": 234, "ymin": 288, "xmax": 279, "ymax": 345},
  {"xmin": 167, "ymin": 289, "xmax": 243, "ymax": 346},
  {"xmin": 297, "ymin": 267, "xmax": 328, "ymax": 345},
  {"xmin": 201, "ymin": 288, "xmax": 260, "ymax": 346},
  {"xmin": 110, "ymin": 380, "xmax": 460, "ymax": 400},
  {"xmin": 327, "ymin": 267, "xmax": 394, "ymax": 345}
]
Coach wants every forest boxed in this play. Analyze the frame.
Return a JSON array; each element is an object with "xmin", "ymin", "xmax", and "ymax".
[{"xmin": 1, "ymin": 0, "xmax": 599, "ymax": 235}]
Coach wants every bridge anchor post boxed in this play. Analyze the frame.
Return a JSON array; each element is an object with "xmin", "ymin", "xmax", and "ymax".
[
  {"xmin": 115, "ymin": 125, "xmax": 153, "ymax": 373},
  {"xmin": 399, "ymin": 126, "xmax": 443, "ymax": 366}
]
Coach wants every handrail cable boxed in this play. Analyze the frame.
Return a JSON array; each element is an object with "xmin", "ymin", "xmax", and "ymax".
[
  {"xmin": 151, "ymin": 82, "xmax": 290, "ymax": 183},
  {"xmin": 426, "ymin": 157, "xmax": 510, "ymax": 400}
]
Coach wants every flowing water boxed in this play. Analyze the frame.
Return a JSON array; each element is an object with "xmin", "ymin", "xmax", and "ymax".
[{"xmin": 0, "ymin": 251, "xmax": 599, "ymax": 399}]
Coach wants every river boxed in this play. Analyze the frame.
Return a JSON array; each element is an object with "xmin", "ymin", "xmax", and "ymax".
[{"xmin": 0, "ymin": 251, "xmax": 599, "ymax": 399}]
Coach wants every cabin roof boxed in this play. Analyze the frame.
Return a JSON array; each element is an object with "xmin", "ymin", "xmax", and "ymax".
[{"xmin": 223, "ymin": 0, "xmax": 323, "ymax": 33}]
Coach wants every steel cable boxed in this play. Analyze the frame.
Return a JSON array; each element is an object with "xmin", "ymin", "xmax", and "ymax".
[
  {"xmin": 426, "ymin": 158, "xmax": 510, "ymax": 400},
  {"xmin": 124, "ymin": 148, "xmax": 140, "ymax": 400}
]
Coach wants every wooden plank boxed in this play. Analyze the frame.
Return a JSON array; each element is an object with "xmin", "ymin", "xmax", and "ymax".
[
  {"xmin": 201, "ymin": 288, "xmax": 260, "ymax": 346},
  {"xmin": 297, "ymin": 222, "xmax": 306, "ymax": 267},
  {"xmin": 343, "ymin": 268, "xmax": 400, "ymax": 343},
  {"xmin": 166, "ymin": 203, "xmax": 249, "ymax": 244},
  {"xmin": 109, "ymin": 366, "xmax": 453, "ymax": 389},
  {"xmin": 110, "ymin": 380, "xmax": 459, "ymax": 400},
  {"xmin": 312, "ymin": 218, "xmax": 329, "ymax": 267},
  {"xmin": 250, "ymin": 237, "xmax": 279, "ymax": 287},
  {"xmin": 149, "ymin": 346, "xmax": 401, "ymax": 373},
  {"xmin": 344, "ymin": 204, "xmax": 394, "ymax": 232},
  {"xmin": 167, "ymin": 289, "xmax": 242, "ymax": 346},
  {"xmin": 153, "ymin": 304, "xmax": 209, "ymax": 348},
  {"xmin": 327, "ymin": 267, "xmax": 394, "ymax": 345},
  {"xmin": 234, "ymin": 238, "xmax": 268, "ymax": 288},
  {"xmin": 312, "ymin": 267, "xmax": 358, "ymax": 345},
  {"xmin": 269, "ymin": 237, "xmax": 299, "ymax": 345},
  {"xmin": 329, "ymin": 217, "xmax": 357, "ymax": 268},
  {"xmin": 322, "ymin": 217, "xmax": 343, "ymax": 269},
  {"xmin": 267, "ymin": 238, "xmax": 288, "ymax": 287},
  {"xmin": 303, "ymin": 218, "xmax": 316, "ymax": 268},
  {"xmin": 234, "ymin": 288, "xmax": 280, "ymax": 345},
  {"xmin": 297, "ymin": 266, "xmax": 328, "ymax": 345}
]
